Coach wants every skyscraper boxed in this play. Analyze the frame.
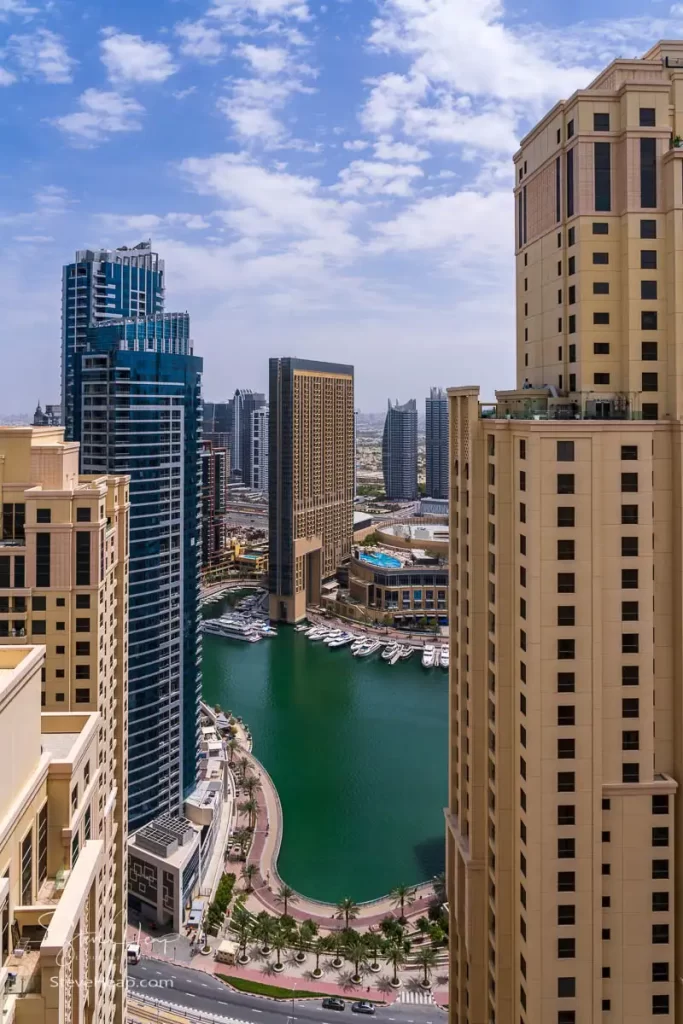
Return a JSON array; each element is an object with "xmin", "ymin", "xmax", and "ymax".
[
  {"xmin": 251, "ymin": 406, "xmax": 269, "ymax": 491},
  {"xmin": 268, "ymin": 358, "xmax": 354, "ymax": 623},
  {"xmin": 425, "ymin": 387, "xmax": 449, "ymax": 500},
  {"xmin": 448, "ymin": 41, "xmax": 683, "ymax": 1024},
  {"xmin": 204, "ymin": 399, "xmax": 234, "ymax": 460},
  {"xmin": 61, "ymin": 241, "xmax": 164, "ymax": 439},
  {"xmin": 74, "ymin": 312, "xmax": 203, "ymax": 831},
  {"xmin": 233, "ymin": 389, "xmax": 266, "ymax": 484},
  {"xmin": 382, "ymin": 399, "xmax": 418, "ymax": 500},
  {"xmin": 0, "ymin": 427, "xmax": 129, "ymax": 1023},
  {"xmin": 201, "ymin": 439, "xmax": 229, "ymax": 569}
]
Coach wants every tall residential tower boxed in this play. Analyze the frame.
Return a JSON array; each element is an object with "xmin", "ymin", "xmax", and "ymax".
[
  {"xmin": 0, "ymin": 428, "xmax": 129, "ymax": 1024},
  {"xmin": 74, "ymin": 312, "xmax": 202, "ymax": 831},
  {"xmin": 268, "ymin": 358, "xmax": 354, "ymax": 623},
  {"xmin": 251, "ymin": 406, "xmax": 269, "ymax": 491},
  {"xmin": 447, "ymin": 41, "xmax": 683, "ymax": 1024},
  {"xmin": 382, "ymin": 398, "xmax": 418, "ymax": 501},
  {"xmin": 61, "ymin": 242, "xmax": 164, "ymax": 440},
  {"xmin": 425, "ymin": 387, "xmax": 449, "ymax": 500}
]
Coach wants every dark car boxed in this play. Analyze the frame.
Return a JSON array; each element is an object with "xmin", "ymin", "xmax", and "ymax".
[
  {"xmin": 351, "ymin": 1002, "xmax": 376, "ymax": 1016},
  {"xmin": 322, "ymin": 998, "xmax": 346, "ymax": 1011}
]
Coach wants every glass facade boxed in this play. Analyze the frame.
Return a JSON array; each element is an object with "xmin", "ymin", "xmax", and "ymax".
[
  {"xmin": 74, "ymin": 312, "xmax": 202, "ymax": 831},
  {"xmin": 62, "ymin": 242, "xmax": 164, "ymax": 440}
]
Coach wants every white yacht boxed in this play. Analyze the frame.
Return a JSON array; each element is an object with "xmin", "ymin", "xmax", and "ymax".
[
  {"xmin": 355, "ymin": 639, "xmax": 381, "ymax": 658},
  {"xmin": 440, "ymin": 645, "xmax": 449, "ymax": 669},
  {"xmin": 328, "ymin": 632, "xmax": 354, "ymax": 648},
  {"xmin": 399, "ymin": 645, "xmax": 414, "ymax": 660},
  {"xmin": 202, "ymin": 619, "xmax": 261, "ymax": 642},
  {"xmin": 350, "ymin": 637, "xmax": 367, "ymax": 653},
  {"xmin": 421, "ymin": 644, "xmax": 436, "ymax": 668},
  {"xmin": 382, "ymin": 642, "xmax": 400, "ymax": 662},
  {"xmin": 294, "ymin": 623, "xmax": 309, "ymax": 632},
  {"xmin": 322, "ymin": 630, "xmax": 343, "ymax": 644},
  {"xmin": 309, "ymin": 628, "xmax": 331, "ymax": 641}
]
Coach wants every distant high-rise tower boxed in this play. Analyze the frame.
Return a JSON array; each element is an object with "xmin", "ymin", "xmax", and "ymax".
[
  {"xmin": 269, "ymin": 358, "xmax": 354, "ymax": 623},
  {"xmin": 425, "ymin": 387, "xmax": 449, "ymax": 499},
  {"xmin": 382, "ymin": 398, "xmax": 418, "ymax": 500},
  {"xmin": 233, "ymin": 389, "xmax": 266, "ymax": 484},
  {"xmin": 251, "ymin": 406, "xmax": 269, "ymax": 491},
  {"xmin": 61, "ymin": 241, "xmax": 164, "ymax": 439},
  {"xmin": 74, "ymin": 312, "xmax": 202, "ymax": 831},
  {"xmin": 204, "ymin": 399, "xmax": 234, "ymax": 461}
]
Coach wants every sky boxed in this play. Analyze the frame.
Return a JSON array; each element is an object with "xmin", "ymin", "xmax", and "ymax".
[{"xmin": 1, "ymin": 0, "xmax": 683, "ymax": 412}]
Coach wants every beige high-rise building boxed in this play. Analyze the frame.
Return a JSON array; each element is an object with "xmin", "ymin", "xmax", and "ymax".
[
  {"xmin": 268, "ymin": 358, "xmax": 355, "ymax": 623},
  {"xmin": 0, "ymin": 428, "xmax": 129, "ymax": 1024},
  {"xmin": 0, "ymin": 644, "xmax": 118, "ymax": 1024},
  {"xmin": 447, "ymin": 42, "xmax": 683, "ymax": 1024}
]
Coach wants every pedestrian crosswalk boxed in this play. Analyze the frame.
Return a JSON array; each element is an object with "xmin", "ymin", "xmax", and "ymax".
[{"xmin": 397, "ymin": 988, "xmax": 434, "ymax": 1005}]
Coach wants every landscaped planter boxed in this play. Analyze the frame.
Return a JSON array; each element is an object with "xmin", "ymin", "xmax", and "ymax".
[
  {"xmin": 370, "ymin": 963, "xmax": 381, "ymax": 973},
  {"xmin": 389, "ymin": 979, "xmax": 401, "ymax": 989},
  {"xmin": 420, "ymin": 980, "xmax": 432, "ymax": 989},
  {"xmin": 273, "ymin": 963, "xmax": 285, "ymax": 973},
  {"xmin": 312, "ymin": 969, "xmax": 323, "ymax": 979},
  {"xmin": 295, "ymin": 952, "xmax": 306, "ymax": 963},
  {"xmin": 331, "ymin": 957, "xmax": 343, "ymax": 969},
  {"xmin": 237, "ymin": 954, "xmax": 251, "ymax": 966}
]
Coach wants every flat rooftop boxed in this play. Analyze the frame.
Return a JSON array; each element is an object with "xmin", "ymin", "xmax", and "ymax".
[{"xmin": 41, "ymin": 733, "xmax": 80, "ymax": 759}]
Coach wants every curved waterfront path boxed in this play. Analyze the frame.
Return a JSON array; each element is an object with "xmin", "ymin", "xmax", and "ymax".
[{"xmin": 234, "ymin": 744, "xmax": 437, "ymax": 929}]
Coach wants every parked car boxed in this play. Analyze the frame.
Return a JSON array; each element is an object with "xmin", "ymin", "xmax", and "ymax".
[
  {"xmin": 322, "ymin": 998, "xmax": 346, "ymax": 1011},
  {"xmin": 126, "ymin": 943, "xmax": 141, "ymax": 965},
  {"xmin": 351, "ymin": 1002, "xmax": 376, "ymax": 1015}
]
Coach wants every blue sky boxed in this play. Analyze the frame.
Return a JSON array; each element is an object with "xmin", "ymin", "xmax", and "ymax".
[{"xmin": 1, "ymin": 0, "xmax": 682, "ymax": 411}]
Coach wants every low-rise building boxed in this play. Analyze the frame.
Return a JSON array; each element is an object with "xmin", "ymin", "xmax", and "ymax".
[
  {"xmin": 127, "ymin": 815, "xmax": 201, "ymax": 934},
  {"xmin": 0, "ymin": 644, "xmax": 123, "ymax": 1024}
]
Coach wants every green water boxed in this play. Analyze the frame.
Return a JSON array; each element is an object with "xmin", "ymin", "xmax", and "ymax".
[{"xmin": 201, "ymin": 614, "xmax": 448, "ymax": 904}]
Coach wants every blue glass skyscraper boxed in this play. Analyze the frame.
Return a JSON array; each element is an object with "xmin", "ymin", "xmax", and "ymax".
[
  {"xmin": 62, "ymin": 241, "xmax": 164, "ymax": 439},
  {"xmin": 73, "ymin": 312, "xmax": 202, "ymax": 831}
]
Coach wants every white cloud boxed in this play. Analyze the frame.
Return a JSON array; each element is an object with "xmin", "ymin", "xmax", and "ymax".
[
  {"xmin": 208, "ymin": 0, "xmax": 310, "ymax": 22},
  {"xmin": 0, "ymin": 0, "xmax": 37, "ymax": 17},
  {"xmin": 34, "ymin": 185, "xmax": 70, "ymax": 213},
  {"xmin": 98, "ymin": 212, "xmax": 211, "ymax": 232},
  {"xmin": 51, "ymin": 89, "xmax": 144, "ymax": 145},
  {"xmin": 343, "ymin": 139, "xmax": 370, "ymax": 151},
  {"xmin": 0, "ymin": 67, "xmax": 16, "ymax": 85},
  {"xmin": 234, "ymin": 42, "xmax": 289, "ymax": 74},
  {"xmin": 13, "ymin": 234, "xmax": 54, "ymax": 242},
  {"xmin": 181, "ymin": 152, "xmax": 358, "ymax": 261},
  {"xmin": 100, "ymin": 29, "xmax": 178, "ymax": 83},
  {"xmin": 334, "ymin": 159, "xmax": 424, "ymax": 197},
  {"xmin": 8, "ymin": 29, "xmax": 76, "ymax": 83},
  {"xmin": 373, "ymin": 135, "xmax": 429, "ymax": 161},
  {"xmin": 175, "ymin": 20, "xmax": 224, "ymax": 61},
  {"xmin": 174, "ymin": 85, "xmax": 197, "ymax": 99},
  {"xmin": 219, "ymin": 45, "xmax": 315, "ymax": 145}
]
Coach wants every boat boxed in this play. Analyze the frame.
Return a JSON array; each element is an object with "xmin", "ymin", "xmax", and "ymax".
[
  {"xmin": 350, "ymin": 637, "xmax": 367, "ymax": 653},
  {"xmin": 440, "ymin": 646, "xmax": 449, "ymax": 669},
  {"xmin": 399, "ymin": 645, "xmax": 414, "ymax": 660},
  {"xmin": 309, "ymin": 628, "xmax": 331, "ymax": 641},
  {"xmin": 421, "ymin": 644, "xmax": 436, "ymax": 668},
  {"xmin": 294, "ymin": 623, "xmax": 309, "ymax": 632},
  {"xmin": 434, "ymin": 647, "xmax": 441, "ymax": 667},
  {"xmin": 328, "ymin": 633, "xmax": 355, "ymax": 648},
  {"xmin": 304, "ymin": 626, "xmax": 319, "ymax": 637},
  {"xmin": 202, "ymin": 619, "xmax": 261, "ymax": 642},
  {"xmin": 355, "ymin": 639, "xmax": 381, "ymax": 658},
  {"xmin": 382, "ymin": 642, "xmax": 400, "ymax": 662},
  {"xmin": 259, "ymin": 624, "xmax": 278, "ymax": 637},
  {"xmin": 388, "ymin": 647, "xmax": 401, "ymax": 665},
  {"xmin": 322, "ymin": 630, "xmax": 343, "ymax": 643}
]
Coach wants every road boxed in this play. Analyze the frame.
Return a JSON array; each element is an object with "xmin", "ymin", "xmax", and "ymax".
[{"xmin": 128, "ymin": 960, "xmax": 440, "ymax": 1024}]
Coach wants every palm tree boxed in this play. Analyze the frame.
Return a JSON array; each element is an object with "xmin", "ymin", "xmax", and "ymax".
[
  {"xmin": 312, "ymin": 935, "xmax": 334, "ymax": 978},
  {"xmin": 364, "ymin": 929, "xmax": 382, "ymax": 971},
  {"xmin": 227, "ymin": 738, "xmax": 239, "ymax": 765},
  {"xmin": 336, "ymin": 897, "xmax": 360, "ymax": 929},
  {"xmin": 416, "ymin": 916, "xmax": 431, "ymax": 941},
  {"xmin": 244, "ymin": 774, "xmax": 258, "ymax": 798},
  {"xmin": 240, "ymin": 797, "xmax": 258, "ymax": 829},
  {"xmin": 433, "ymin": 871, "xmax": 446, "ymax": 904},
  {"xmin": 238, "ymin": 755, "xmax": 250, "ymax": 779},
  {"xmin": 390, "ymin": 884, "xmax": 415, "ymax": 921},
  {"xmin": 276, "ymin": 883, "xmax": 298, "ymax": 917},
  {"xmin": 429, "ymin": 923, "xmax": 445, "ymax": 946},
  {"xmin": 344, "ymin": 932, "xmax": 369, "ymax": 985},
  {"xmin": 294, "ymin": 920, "xmax": 316, "ymax": 963},
  {"xmin": 385, "ymin": 940, "xmax": 407, "ymax": 988},
  {"xmin": 254, "ymin": 911, "xmax": 275, "ymax": 954},
  {"xmin": 415, "ymin": 946, "xmax": 437, "ymax": 988},
  {"xmin": 271, "ymin": 922, "xmax": 288, "ymax": 972},
  {"xmin": 232, "ymin": 907, "xmax": 252, "ymax": 963},
  {"xmin": 331, "ymin": 928, "xmax": 346, "ymax": 968},
  {"xmin": 241, "ymin": 862, "xmax": 258, "ymax": 891}
]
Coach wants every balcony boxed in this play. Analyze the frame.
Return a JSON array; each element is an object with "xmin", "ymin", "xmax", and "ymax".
[{"xmin": 481, "ymin": 388, "xmax": 646, "ymax": 422}]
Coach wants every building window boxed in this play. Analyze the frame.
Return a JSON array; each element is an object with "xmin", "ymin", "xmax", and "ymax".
[
  {"xmin": 568, "ymin": 227, "xmax": 575, "ymax": 246},
  {"xmin": 71, "ymin": 833, "xmax": 79, "ymax": 868},
  {"xmin": 557, "ymin": 977, "xmax": 576, "ymax": 998},
  {"xmin": 75, "ymin": 688, "xmax": 90, "ymax": 703},
  {"xmin": 594, "ymin": 112, "xmax": 610, "ymax": 131},
  {"xmin": 76, "ymin": 594, "xmax": 90, "ymax": 609},
  {"xmin": 594, "ymin": 373, "xmax": 610, "ymax": 385},
  {"xmin": 642, "ymin": 372, "xmax": 658, "ymax": 393},
  {"xmin": 622, "ymin": 601, "xmax": 639, "ymax": 621},
  {"xmin": 621, "ymin": 473, "xmax": 638, "ymax": 492},
  {"xmin": 642, "ymin": 403, "xmax": 659, "ymax": 420},
  {"xmin": 568, "ymin": 315, "xmax": 576, "ymax": 334},
  {"xmin": 652, "ymin": 996, "xmax": 670, "ymax": 1016},
  {"xmin": 558, "ymin": 639, "xmax": 576, "ymax": 660},
  {"xmin": 557, "ymin": 938, "xmax": 575, "ymax": 959},
  {"xmin": 21, "ymin": 830, "xmax": 32, "ymax": 905},
  {"xmin": 622, "ymin": 665, "xmax": 640, "ymax": 685},
  {"xmin": 75, "ymin": 665, "xmax": 90, "ymax": 680},
  {"xmin": 76, "ymin": 507, "xmax": 91, "ymax": 523},
  {"xmin": 641, "ymin": 219, "xmax": 656, "ymax": 238},
  {"xmin": 593, "ymin": 251, "xmax": 609, "ymax": 264},
  {"xmin": 622, "ymin": 729, "xmax": 640, "ymax": 750},
  {"xmin": 593, "ymin": 281, "xmax": 609, "ymax": 294},
  {"xmin": 622, "ymin": 633, "xmax": 639, "ymax": 653},
  {"xmin": 568, "ymin": 256, "xmax": 575, "ymax": 275},
  {"xmin": 652, "ymin": 827, "xmax": 669, "ymax": 847},
  {"xmin": 557, "ymin": 507, "xmax": 575, "ymax": 528},
  {"xmin": 557, "ymin": 772, "xmax": 575, "ymax": 792},
  {"xmin": 557, "ymin": 737, "xmax": 576, "ymax": 757},
  {"xmin": 557, "ymin": 474, "xmax": 575, "ymax": 494},
  {"xmin": 37, "ymin": 804, "xmax": 48, "ymax": 886},
  {"xmin": 641, "ymin": 280, "xmax": 657, "ymax": 300},
  {"xmin": 592, "ymin": 222, "xmax": 608, "ymax": 234},
  {"xmin": 35, "ymin": 533, "xmax": 50, "ymax": 588},
  {"xmin": 32, "ymin": 620, "xmax": 46, "ymax": 636},
  {"xmin": 594, "ymin": 141, "xmax": 611, "ymax": 210},
  {"xmin": 569, "ymin": 344, "xmax": 576, "ymax": 362},
  {"xmin": 642, "ymin": 341, "xmax": 658, "ymax": 361},
  {"xmin": 594, "ymin": 342, "xmax": 609, "ymax": 354},
  {"xmin": 639, "ymin": 107, "xmax": 656, "ymax": 127},
  {"xmin": 558, "ymin": 704, "xmax": 576, "ymax": 725},
  {"xmin": 558, "ymin": 671, "xmax": 575, "ymax": 691},
  {"xmin": 652, "ymin": 795, "xmax": 669, "ymax": 815},
  {"xmin": 621, "ymin": 537, "xmax": 639, "ymax": 557},
  {"xmin": 568, "ymin": 285, "xmax": 576, "ymax": 304},
  {"xmin": 566, "ymin": 148, "xmax": 574, "ymax": 217},
  {"xmin": 652, "ymin": 963, "xmax": 669, "ymax": 982},
  {"xmin": 36, "ymin": 509, "xmax": 51, "ymax": 524},
  {"xmin": 642, "ymin": 311, "xmax": 658, "ymax": 331},
  {"xmin": 622, "ymin": 505, "xmax": 639, "ymax": 525},
  {"xmin": 622, "ymin": 698, "xmax": 639, "ymax": 717},
  {"xmin": 640, "ymin": 137, "xmax": 657, "ymax": 208},
  {"xmin": 641, "ymin": 249, "xmax": 657, "ymax": 269},
  {"xmin": 593, "ymin": 312, "xmax": 610, "ymax": 325},
  {"xmin": 652, "ymin": 892, "xmax": 669, "ymax": 912},
  {"xmin": 652, "ymin": 859, "xmax": 669, "ymax": 879},
  {"xmin": 14, "ymin": 556, "xmax": 24, "ymax": 588},
  {"xmin": 557, "ymin": 607, "xmax": 575, "ymax": 627},
  {"xmin": 75, "ymin": 618, "xmax": 90, "ymax": 632},
  {"xmin": 558, "ymin": 540, "xmax": 575, "ymax": 560},
  {"xmin": 557, "ymin": 441, "xmax": 574, "ymax": 462},
  {"xmin": 75, "ymin": 533, "xmax": 91, "ymax": 586},
  {"xmin": 652, "ymin": 925, "xmax": 669, "ymax": 944},
  {"xmin": 558, "ymin": 905, "xmax": 575, "ymax": 925},
  {"xmin": 84, "ymin": 806, "xmax": 91, "ymax": 842}
]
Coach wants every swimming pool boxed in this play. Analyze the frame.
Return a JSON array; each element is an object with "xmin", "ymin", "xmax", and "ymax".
[{"xmin": 358, "ymin": 550, "xmax": 402, "ymax": 569}]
